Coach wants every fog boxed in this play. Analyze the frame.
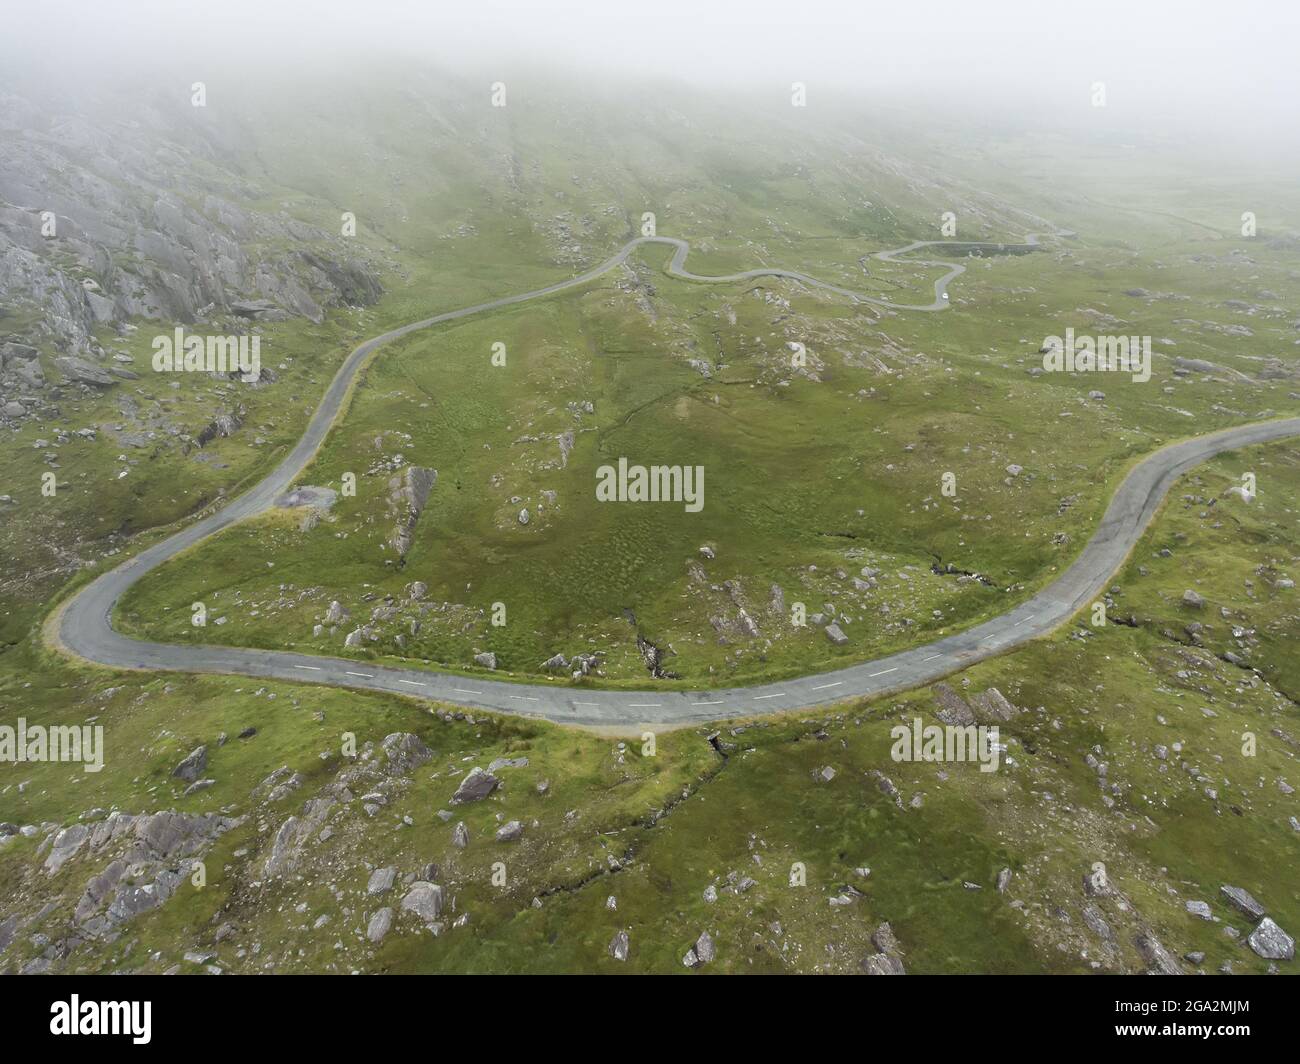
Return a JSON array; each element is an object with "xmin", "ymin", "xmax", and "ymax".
[{"xmin": 4, "ymin": 0, "xmax": 1298, "ymax": 150}]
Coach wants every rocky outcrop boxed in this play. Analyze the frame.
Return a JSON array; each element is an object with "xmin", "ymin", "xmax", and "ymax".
[
  {"xmin": 0, "ymin": 88, "xmax": 385, "ymax": 358},
  {"xmin": 387, "ymin": 466, "xmax": 437, "ymax": 557},
  {"xmin": 450, "ymin": 767, "xmax": 500, "ymax": 804},
  {"xmin": 45, "ymin": 811, "xmax": 242, "ymax": 941},
  {"xmin": 400, "ymin": 881, "xmax": 444, "ymax": 923},
  {"xmin": 380, "ymin": 732, "xmax": 433, "ymax": 776},
  {"xmin": 196, "ymin": 406, "xmax": 246, "ymax": 448},
  {"xmin": 171, "ymin": 745, "xmax": 208, "ymax": 783}
]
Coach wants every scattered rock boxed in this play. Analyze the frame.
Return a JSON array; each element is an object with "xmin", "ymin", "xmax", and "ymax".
[
  {"xmin": 171, "ymin": 745, "xmax": 208, "ymax": 783},
  {"xmin": 1135, "ymin": 933, "xmax": 1183, "ymax": 975},
  {"xmin": 862, "ymin": 953, "xmax": 906, "ymax": 975},
  {"xmin": 450, "ymin": 767, "xmax": 500, "ymax": 804},
  {"xmin": 400, "ymin": 881, "xmax": 444, "ymax": 923},
  {"xmin": 1247, "ymin": 917, "xmax": 1294, "ymax": 961},
  {"xmin": 367, "ymin": 907, "xmax": 393, "ymax": 943},
  {"xmin": 609, "ymin": 930, "xmax": 629, "ymax": 962},
  {"xmin": 823, "ymin": 622, "xmax": 848, "ymax": 646},
  {"xmin": 1220, "ymin": 885, "xmax": 1265, "ymax": 921}
]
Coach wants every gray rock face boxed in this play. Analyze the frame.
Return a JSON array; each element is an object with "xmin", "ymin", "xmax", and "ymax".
[
  {"xmin": 367, "ymin": 907, "xmax": 393, "ymax": 943},
  {"xmin": 694, "ymin": 930, "xmax": 715, "ymax": 965},
  {"xmin": 196, "ymin": 407, "xmax": 245, "ymax": 448},
  {"xmin": 452, "ymin": 821, "xmax": 469, "ymax": 848},
  {"xmin": 932, "ymin": 683, "xmax": 976, "ymax": 726},
  {"xmin": 871, "ymin": 922, "xmax": 900, "ymax": 955},
  {"xmin": 1135, "ymin": 933, "xmax": 1183, "ymax": 975},
  {"xmin": 264, "ymin": 797, "xmax": 335, "ymax": 876},
  {"xmin": 400, "ymin": 881, "xmax": 444, "ymax": 922},
  {"xmin": 495, "ymin": 820, "xmax": 524, "ymax": 842},
  {"xmin": 251, "ymin": 766, "xmax": 305, "ymax": 804},
  {"xmin": 823, "ymin": 622, "xmax": 848, "ymax": 645},
  {"xmin": 541, "ymin": 653, "xmax": 568, "ymax": 672},
  {"xmin": 971, "ymin": 688, "xmax": 1018, "ymax": 722},
  {"xmin": 1247, "ymin": 917, "xmax": 1294, "ymax": 960},
  {"xmin": 171, "ymin": 745, "xmax": 208, "ymax": 783},
  {"xmin": 387, "ymin": 466, "xmax": 437, "ymax": 556},
  {"xmin": 44, "ymin": 824, "xmax": 90, "ymax": 875},
  {"xmin": 55, "ymin": 356, "xmax": 114, "ymax": 386},
  {"xmin": 609, "ymin": 930, "xmax": 630, "ymax": 962},
  {"xmin": 66, "ymin": 811, "xmax": 239, "ymax": 936},
  {"xmin": 0, "ymin": 99, "xmax": 384, "ymax": 363},
  {"xmin": 1220, "ymin": 885, "xmax": 1266, "ymax": 921},
  {"xmin": 1082, "ymin": 904, "xmax": 1113, "ymax": 941},
  {"xmin": 1185, "ymin": 900, "xmax": 1212, "ymax": 920},
  {"xmin": 381, "ymin": 732, "xmax": 432, "ymax": 776},
  {"xmin": 862, "ymin": 953, "xmax": 906, "ymax": 975},
  {"xmin": 450, "ymin": 767, "xmax": 501, "ymax": 804},
  {"xmin": 324, "ymin": 600, "xmax": 349, "ymax": 625},
  {"xmin": 367, "ymin": 866, "xmax": 397, "ymax": 895},
  {"xmin": 473, "ymin": 651, "xmax": 497, "ymax": 670},
  {"xmin": 1182, "ymin": 589, "xmax": 1205, "ymax": 609}
]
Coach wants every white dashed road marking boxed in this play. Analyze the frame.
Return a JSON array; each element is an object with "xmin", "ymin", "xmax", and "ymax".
[
  {"xmin": 453, "ymin": 688, "xmax": 482, "ymax": 695},
  {"xmin": 869, "ymin": 667, "xmax": 898, "ymax": 677},
  {"xmin": 294, "ymin": 665, "xmax": 321, "ymax": 671},
  {"xmin": 399, "ymin": 679, "xmax": 425, "ymax": 687},
  {"xmin": 754, "ymin": 693, "xmax": 784, "ymax": 700},
  {"xmin": 346, "ymin": 671, "xmax": 373, "ymax": 678},
  {"xmin": 810, "ymin": 681, "xmax": 842, "ymax": 691}
]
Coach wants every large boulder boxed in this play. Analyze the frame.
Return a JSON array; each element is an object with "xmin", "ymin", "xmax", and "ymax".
[
  {"xmin": 387, "ymin": 466, "xmax": 437, "ymax": 556},
  {"xmin": 1220, "ymin": 885, "xmax": 1266, "ymax": 920},
  {"xmin": 366, "ymin": 907, "xmax": 393, "ymax": 943},
  {"xmin": 171, "ymin": 745, "xmax": 208, "ymax": 783},
  {"xmin": 862, "ymin": 953, "xmax": 906, "ymax": 975},
  {"xmin": 1135, "ymin": 933, "xmax": 1183, "ymax": 975},
  {"xmin": 381, "ymin": 732, "xmax": 432, "ymax": 776},
  {"xmin": 1247, "ymin": 917, "xmax": 1294, "ymax": 961},
  {"xmin": 451, "ymin": 767, "xmax": 500, "ymax": 804},
  {"xmin": 400, "ymin": 881, "xmax": 444, "ymax": 922},
  {"xmin": 55, "ymin": 356, "xmax": 114, "ymax": 386},
  {"xmin": 609, "ymin": 930, "xmax": 629, "ymax": 962}
]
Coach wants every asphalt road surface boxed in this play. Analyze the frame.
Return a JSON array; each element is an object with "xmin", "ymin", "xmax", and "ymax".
[{"xmin": 53, "ymin": 232, "xmax": 1300, "ymax": 727}]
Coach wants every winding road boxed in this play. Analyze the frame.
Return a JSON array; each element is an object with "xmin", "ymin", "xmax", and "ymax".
[{"xmin": 50, "ymin": 232, "xmax": 1300, "ymax": 728}]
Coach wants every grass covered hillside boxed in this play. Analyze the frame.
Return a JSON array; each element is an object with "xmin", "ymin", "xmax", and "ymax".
[{"xmin": 2, "ymin": 436, "xmax": 1296, "ymax": 974}]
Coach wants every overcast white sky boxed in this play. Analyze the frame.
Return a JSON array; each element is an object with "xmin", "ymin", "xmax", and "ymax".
[{"xmin": 5, "ymin": 0, "xmax": 1297, "ymax": 139}]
